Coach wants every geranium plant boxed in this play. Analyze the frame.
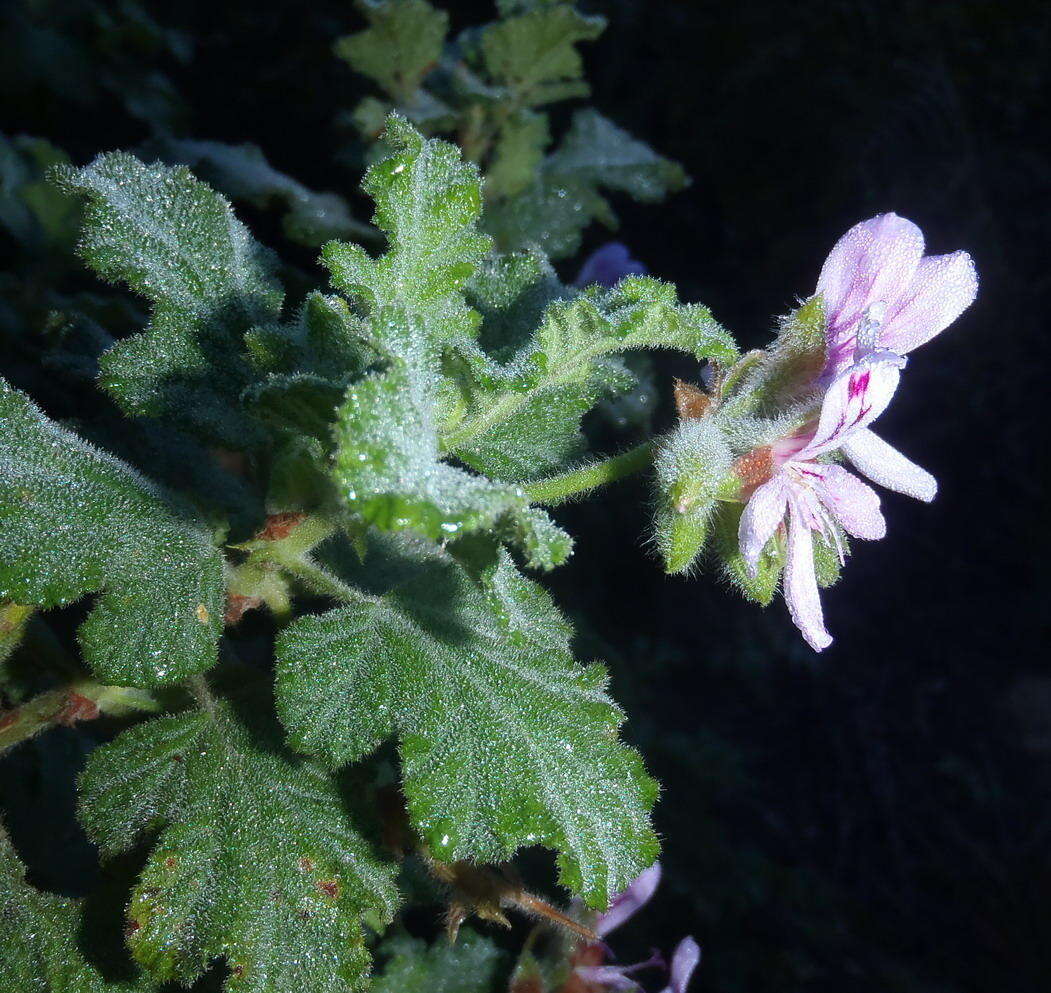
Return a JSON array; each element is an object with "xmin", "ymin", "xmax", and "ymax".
[{"xmin": 0, "ymin": 2, "xmax": 975, "ymax": 991}]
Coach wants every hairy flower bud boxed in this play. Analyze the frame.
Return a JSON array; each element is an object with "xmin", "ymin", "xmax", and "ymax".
[{"xmin": 653, "ymin": 419, "xmax": 735, "ymax": 574}]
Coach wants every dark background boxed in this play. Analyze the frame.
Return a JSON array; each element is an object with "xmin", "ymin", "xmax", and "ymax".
[{"xmin": 2, "ymin": 1, "xmax": 1049, "ymax": 991}]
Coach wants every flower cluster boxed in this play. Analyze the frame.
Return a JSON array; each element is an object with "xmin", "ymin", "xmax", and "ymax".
[
  {"xmin": 653, "ymin": 213, "xmax": 976, "ymax": 650},
  {"xmin": 737, "ymin": 214, "xmax": 977, "ymax": 649}
]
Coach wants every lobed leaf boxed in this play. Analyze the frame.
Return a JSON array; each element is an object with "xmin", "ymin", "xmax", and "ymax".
[
  {"xmin": 57, "ymin": 152, "xmax": 283, "ymax": 447},
  {"xmin": 0, "ymin": 380, "xmax": 224, "ymax": 686},
  {"xmin": 275, "ymin": 544, "xmax": 659, "ymax": 908},
  {"xmin": 78, "ymin": 692, "xmax": 400, "ymax": 993}
]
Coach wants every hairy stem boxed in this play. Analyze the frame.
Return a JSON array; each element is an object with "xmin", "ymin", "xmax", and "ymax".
[
  {"xmin": 0, "ymin": 680, "xmax": 161, "ymax": 755},
  {"xmin": 524, "ymin": 441, "xmax": 655, "ymax": 506}
]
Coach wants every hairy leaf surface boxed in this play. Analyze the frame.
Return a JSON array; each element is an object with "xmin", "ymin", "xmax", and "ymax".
[
  {"xmin": 57, "ymin": 152, "xmax": 283, "ymax": 447},
  {"xmin": 78, "ymin": 693, "xmax": 399, "ymax": 993},
  {"xmin": 0, "ymin": 380, "xmax": 224, "ymax": 686},
  {"xmin": 275, "ymin": 546, "xmax": 658, "ymax": 908},
  {"xmin": 371, "ymin": 929, "xmax": 505, "ymax": 993},
  {"xmin": 0, "ymin": 832, "xmax": 152, "ymax": 992}
]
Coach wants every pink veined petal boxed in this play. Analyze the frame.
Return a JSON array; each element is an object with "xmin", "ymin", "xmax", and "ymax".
[
  {"xmin": 659, "ymin": 937, "xmax": 702, "ymax": 993},
  {"xmin": 595, "ymin": 863, "xmax": 662, "ymax": 937},
  {"xmin": 801, "ymin": 353, "xmax": 904, "ymax": 458},
  {"xmin": 783, "ymin": 500, "xmax": 832, "ymax": 651},
  {"xmin": 841, "ymin": 428, "xmax": 937, "ymax": 502},
  {"xmin": 738, "ymin": 475, "xmax": 789, "ymax": 573},
  {"xmin": 816, "ymin": 213, "xmax": 925, "ymax": 343},
  {"xmin": 881, "ymin": 250, "xmax": 978, "ymax": 353},
  {"xmin": 811, "ymin": 463, "xmax": 887, "ymax": 540}
]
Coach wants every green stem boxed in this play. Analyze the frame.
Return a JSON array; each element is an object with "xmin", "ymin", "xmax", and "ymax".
[
  {"xmin": 523, "ymin": 441, "xmax": 656, "ymax": 506},
  {"xmin": 0, "ymin": 680, "xmax": 161, "ymax": 755}
]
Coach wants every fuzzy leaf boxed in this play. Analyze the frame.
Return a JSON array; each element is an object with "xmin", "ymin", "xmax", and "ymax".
[
  {"xmin": 483, "ymin": 111, "xmax": 687, "ymax": 258},
  {"xmin": 275, "ymin": 545, "xmax": 659, "ymax": 908},
  {"xmin": 479, "ymin": 3, "xmax": 605, "ymax": 107},
  {"xmin": 335, "ymin": 0, "xmax": 449, "ymax": 102},
  {"xmin": 0, "ymin": 831, "xmax": 152, "ymax": 992},
  {"xmin": 0, "ymin": 380, "xmax": 224, "ymax": 686},
  {"xmin": 57, "ymin": 152, "xmax": 283, "ymax": 447},
  {"xmin": 446, "ymin": 275, "xmax": 737, "ymax": 481},
  {"xmin": 325, "ymin": 119, "xmax": 569, "ymax": 567},
  {"xmin": 371, "ymin": 929, "xmax": 506, "ymax": 993},
  {"xmin": 78, "ymin": 693, "xmax": 400, "ymax": 993}
]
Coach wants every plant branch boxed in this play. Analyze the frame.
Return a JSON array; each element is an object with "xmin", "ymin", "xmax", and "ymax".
[
  {"xmin": 0, "ymin": 680, "xmax": 161, "ymax": 755},
  {"xmin": 523, "ymin": 441, "xmax": 655, "ymax": 506}
]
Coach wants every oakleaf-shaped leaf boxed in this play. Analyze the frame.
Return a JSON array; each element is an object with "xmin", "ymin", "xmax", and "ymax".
[
  {"xmin": 275, "ymin": 546, "xmax": 658, "ymax": 908},
  {"xmin": 77, "ymin": 693, "xmax": 400, "ymax": 993},
  {"xmin": 57, "ymin": 152, "xmax": 283, "ymax": 447},
  {"xmin": 0, "ymin": 380, "xmax": 224, "ymax": 686},
  {"xmin": 0, "ymin": 831, "xmax": 152, "ymax": 992},
  {"xmin": 482, "ymin": 110, "xmax": 687, "ymax": 258},
  {"xmin": 322, "ymin": 116, "xmax": 491, "ymax": 362},
  {"xmin": 324, "ymin": 119, "xmax": 569, "ymax": 568},
  {"xmin": 335, "ymin": 0, "xmax": 449, "ymax": 103},
  {"xmin": 479, "ymin": 3, "xmax": 605, "ymax": 107}
]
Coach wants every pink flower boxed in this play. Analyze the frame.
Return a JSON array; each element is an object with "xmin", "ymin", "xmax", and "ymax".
[
  {"xmin": 738, "ymin": 353, "xmax": 903, "ymax": 651},
  {"xmin": 818, "ymin": 213, "xmax": 977, "ymax": 377},
  {"xmin": 595, "ymin": 863, "xmax": 662, "ymax": 937}
]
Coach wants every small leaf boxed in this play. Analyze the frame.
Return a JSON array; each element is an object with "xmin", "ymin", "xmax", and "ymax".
[
  {"xmin": 479, "ymin": 3, "xmax": 605, "ymax": 107},
  {"xmin": 0, "ymin": 380, "xmax": 224, "ymax": 686},
  {"xmin": 57, "ymin": 152, "xmax": 283, "ymax": 447},
  {"xmin": 335, "ymin": 0, "xmax": 449, "ymax": 103},
  {"xmin": 275, "ymin": 544, "xmax": 659, "ymax": 908},
  {"xmin": 78, "ymin": 690, "xmax": 400, "ymax": 993},
  {"xmin": 371, "ymin": 929, "xmax": 506, "ymax": 993}
]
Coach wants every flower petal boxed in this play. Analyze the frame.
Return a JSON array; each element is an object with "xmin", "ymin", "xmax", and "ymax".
[
  {"xmin": 738, "ymin": 476, "xmax": 789, "ymax": 573},
  {"xmin": 575, "ymin": 242, "xmax": 648, "ymax": 288},
  {"xmin": 881, "ymin": 250, "xmax": 978, "ymax": 353},
  {"xmin": 812, "ymin": 463, "xmax": 886, "ymax": 539},
  {"xmin": 596, "ymin": 863, "xmax": 662, "ymax": 937},
  {"xmin": 784, "ymin": 500, "xmax": 832, "ymax": 651},
  {"xmin": 802, "ymin": 353, "xmax": 904, "ymax": 457},
  {"xmin": 841, "ymin": 428, "xmax": 937, "ymax": 502},
  {"xmin": 575, "ymin": 966, "xmax": 645, "ymax": 991},
  {"xmin": 660, "ymin": 937, "xmax": 702, "ymax": 993},
  {"xmin": 816, "ymin": 213, "xmax": 925, "ymax": 343}
]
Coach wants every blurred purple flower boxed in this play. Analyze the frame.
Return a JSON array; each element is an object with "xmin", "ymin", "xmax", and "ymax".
[
  {"xmin": 659, "ymin": 938, "xmax": 701, "ymax": 993},
  {"xmin": 575, "ymin": 242, "xmax": 647, "ymax": 288},
  {"xmin": 596, "ymin": 863, "xmax": 662, "ymax": 937}
]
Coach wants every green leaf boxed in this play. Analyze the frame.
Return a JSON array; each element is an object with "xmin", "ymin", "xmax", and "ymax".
[
  {"xmin": 78, "ymin": 691, "xmax": 400, "ymax": 993},
  {"xmin": 275, "ymin": 545, "xmax": 659, "ymax": 908},
  {"xmin": 335, "ymin": 0, "xmax": 449, "ymax": 102},
  {"xmin": 479, "ymin": 3, "xmax": 605, "ymax": 107},
  {"xmin": 548, "ymin": 109, "xmax": 688, "ymax": 203},
  {"xmin": 371, "ymin": 929, "xmax": 506, "ymax": 993},
  {"xmin": 0, "ymin": 132, "xmax": 79, "ymax": 252},
  {"xmin": 0, "ymin": 829, "xmax": 151, "ymax": 992},
  {"xmin": 324, "ymin": 119, "xmax": 569, "ymax": 568},
  {"xmin": 322, "ymin": 117, "xmax": 491, "ymax": 363},
  {"xmin": 57, "ymin": 152, "xmax": 283, "ymax": 447},
  {"xmin": 0, "ymin": 380, "xmax": 225, "ymax": 686},
  {"xmin": 482, "ymin": 111, "xmax": 687, "ymax": 258},
  {"xmin": 150, "ymin": 138, "xmax": 376, "ymax": 248},
  {"xmin": 486, "ymin": 110, "xmax": 550, "ymax": 198},
  {"xmin": 445, "ymin": 275, "xmax": 737, "ymax": 481}
]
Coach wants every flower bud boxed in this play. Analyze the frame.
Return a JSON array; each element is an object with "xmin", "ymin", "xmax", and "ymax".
[{"xmin": 653, "ymin": 419, "xmax": 734, "ymax": 574}]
